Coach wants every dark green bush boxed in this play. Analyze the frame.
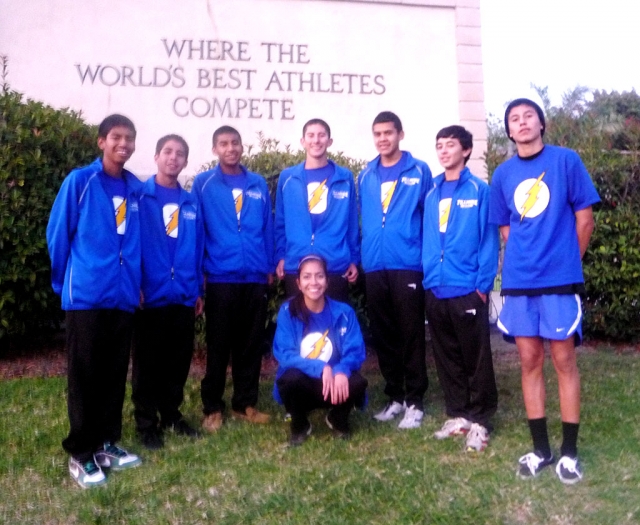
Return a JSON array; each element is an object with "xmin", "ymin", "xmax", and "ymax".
[{"xmin": 0, "ymin": 89, "xmax": 98, "ymax": 341}]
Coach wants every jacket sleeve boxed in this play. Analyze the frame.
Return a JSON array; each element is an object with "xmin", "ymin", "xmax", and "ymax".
[
  {"xmin": 195, "ymin": 199, "xmax": 206, "ymax": 296},
  {"xmin": 332, "ymin": 308, "xmax": 366, "ymax": 377},
  {"xmin": 46, "ymin": 174, "xmax": 79, "ymax": 296},
  {"xmin": 262, "ymin": 179, "xmax": 276, "ymax": 272},
  {"xmin": 274, "ymin": 173, "xmax": 286, "ymax": 262},
  {"xmin": 273, "ymin": 305, "xmax": 326, "ymax": 379},
  {"xmin": 419, "ymin": 160, "xmax": 433, "ymax": 205},
  {"xmin": 475, "ymin": 183, "xmax": 500, "ymax": 293},
  {"xmin": 347, "ymin": 175, "xmax": 361, "ymax": 265}
]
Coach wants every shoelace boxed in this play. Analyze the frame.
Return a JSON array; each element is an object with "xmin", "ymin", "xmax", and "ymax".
[
  {"xmin": 103, "ymin": 443, "xmax": 126, "ymax": 457},
  {"xmin": 559, "ymin": 457, "xmax": 578, "ymax": 473},
  {"xmin": 83, "ymin": 461, "xmax": 100, "ymax": 474},
  {"xmin": 520, "ymin": 453, "xmax": 544, "ymax": 473}
]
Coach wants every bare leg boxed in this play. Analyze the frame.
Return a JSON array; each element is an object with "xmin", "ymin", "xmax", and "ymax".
[
  {"xmin": 515, "ymin": 336, "xmax": 546, "ymax": 419},
  {"xmin": 549, "ymin": 338, "xmax": 580, "ymax": 423}
]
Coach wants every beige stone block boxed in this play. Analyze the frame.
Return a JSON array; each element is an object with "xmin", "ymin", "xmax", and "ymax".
[
  {"xmin": 456, "ymin": 26, "xmax": 482, "ymax": 46},
  {"xmin": 455, "ymin": 7, "xmax": 481, "ymax": 26},
  {"xmin": 466, "ymin": 155, "xmax": 488, "ymax": 180},
  {"xmin": 454, "ymin": 0, "xmax": 480, "ymax": 8},
  {"xmin": 459, "ymin": 119, "xmax": 488, "ymax": 141},
  {"xmin": 458, "ymin": 82, "xmax": 485, "ymax": 102},
  {"xmin": 458, "ymin": 64, "xmax": 484, "ymax": 83},
  {"xmin": 459, "ymin": 101, "xmax": 486, "ymax": 121},
  {"xmin": 456, "ymin": 44, "xmax": 483, "ymax": 64}
]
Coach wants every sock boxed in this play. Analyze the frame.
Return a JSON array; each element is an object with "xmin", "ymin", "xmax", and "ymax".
[
  {"xmin": 528, "ymin": 417, "xmax": 552, "ymax": 459},
  {"xmin": 560, "ymin": 421, "xmax": 580, "ymax": 458}
]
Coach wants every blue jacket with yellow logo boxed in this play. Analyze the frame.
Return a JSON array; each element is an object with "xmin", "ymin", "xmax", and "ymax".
[
  {"xmin": 46, "ymin": 158, "xmax": 143, "ymax": 312},
  {"xmin": 422, "ymin": 167, "xmax": 499, "ymax": 294},
  {"xmin": 275, "ymin": 160, "xmax": 360, "ymax": 274},
  {"xmin": 272, "ymin": 297, "xmax": 366, "ymax": 403},
  {"xmin": 358, "ymin": 152, "xmax": 432, "ymax": 272},
  {"xmin": 193, "ymin": 164, "xmax": 274, "ymax": 284},
  {"xmin": 138, "ymin": 176, "xmax": 203, "ymax": 308}
]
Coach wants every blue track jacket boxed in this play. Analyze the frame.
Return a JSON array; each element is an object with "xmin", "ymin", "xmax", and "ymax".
[
  {"xmin": 422, "ymin": 168, "xmax": 499, "ymax": 294},
  {"xmin": 46, "ymin": 158, "xmax": 143, "ymax": 312},
  {"xmin": 358, "ymin": 152, "xmax": 432, "ymax": 272},
  {"xmin": 138, "ymin": 176, "xmax": 204, "ymax": 308},
  {"xmin": 192, "ymin": 164, "xmax": 274, "ymax": 283},
  {"xmin": 272, "ymin": 297, "xmax": 366, "ymax": 403},
  {"xmin": 275, "ymin": 160, "xmax": 360, "ymax": 274}
]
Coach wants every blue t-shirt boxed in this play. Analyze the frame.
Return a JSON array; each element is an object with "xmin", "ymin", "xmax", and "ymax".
[
  {"xmin": 222, "ymin": 173, "xmax": 247, "ymax": 222},
  {"xmin": 489, "ymin": 145, "xmax": 600, "ymax": 293},
  {"xmin": 305, "ymin": 163, "xmax": 334, "ymax": 231},
  {"xmin": 100, "ymin": 173, "xmax": 127, "ymax": 236},
  {"xmin": 300, "ymin": 304, "xmax": 340, "ymax": 367},
  {"xmin": 378, "ymin": 152, "xmax": 406, "ymax": 216},
  {"xmin": 431, "ymin": 179, "xmax": 475, "ymax": 299},
  {"xmin": 154, "ymin": 182, "xmax": 181, "ymax": 264}
]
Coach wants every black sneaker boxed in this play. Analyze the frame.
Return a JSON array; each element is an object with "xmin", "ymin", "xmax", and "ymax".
[
  {"xmin": 289, "ymin": 422, "xmax": 312, "ymax": 447},
  {"xmin": 556, "ymin": 455, "xmax": 583, "ymax": 484},
  {"xmin": 325, "ymin": 412, "xmax": 351, "ymax": 440},
  {"xmin": 164, "ymin": 419, "xmax": 200, "ymax": 438},
  {"xmin": 140, "ymin": 429, "xmax": 164, "ymax": 450},
  {"xmin": 517, "ymin": 451, "xmax": 555, "ymax": 479}
]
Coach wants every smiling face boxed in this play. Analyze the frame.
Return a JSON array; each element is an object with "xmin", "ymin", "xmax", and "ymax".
[
  {"xmin": 436, "ymin": 136, "xmax": 471, "ymax": 174},
  {"xmin": 98, "ymin": 125, "xmax": 136, "ymax": 175},
  {"xmin": 213, "ymin": 132, "xmax": 243, "ymax": 173},
  {"xmin": 507, "ymin": 104, "xmax": 545, "ymax": 146},
  {"xmin": 155, "ymin": 139, "xmax": 188, "ymax": 187},
  {"xmin": 301, "ymin": 123, "xmax": 333, "ymax": 161},
  {"xmin": 373, "ymin": 121, "xmax": 404, "ymax": 159},
  {"xmin": 297, "ymin": 259, "xmax": 328, "ymax": 307}
]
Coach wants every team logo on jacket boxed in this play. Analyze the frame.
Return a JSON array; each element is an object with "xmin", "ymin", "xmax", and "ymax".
[
  {"xmin": 232, "ymin": 188, "xmax": 243, "ymax": 219},
  {"xmin": 113, "ymin": 197, "xmax": 127, "ymax": 235},
  {"xmin": 163, "ymin": 203, "xmax": 179, "ymax": 238},
  {"xmin": 439, "ymin": 198, "xmax": 452, "ymax": 233},
  {"xmin": 308, "ymin": 179, "xmax": 328, "ymax": 214},
  {"xmin": 381, "ymin": 180, "xmax": 397, "ymax": 214},
  {"xmin": 514, "ymin": 172, "xmax": 549, "ymax": 221},
  {"xmin": 300, "ymin": 329, "xmax": 333, "ymax": 362}
]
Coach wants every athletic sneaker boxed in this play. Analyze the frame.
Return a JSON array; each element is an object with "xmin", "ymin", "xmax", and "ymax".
[
  {"xmin": 373, "ymin": 401, "xmax": 406, "ymax": 422},
  {"xmin": 465, "ymin": 423, "xmax": 489, "ymax": 452},
  {"xmin": 95, "ymin": 442, "xmax": 142, "ymax": 471},
  {"xmin": 68, "ymin": 456, "xmax": 106, "ymax": 489},
  {"xmin": 325, "ymin": 412, "xmax": 350, "ymax": 440},
  {"xmin": 397, "ymin": 405, "xmax": 424, "ymax": 429},
  {"xmin": 434, "ymin": 417, "xmax": 472, "ymax": 439},
  {"xmin": 517, "ymin": 451, "xmax": 555, "ymax": 479},
  {"xmin": 555, "ymin": 455, "xmax": 583, "ymax": 484},
  {"xmin": 289, "ymin": 422, "xmax": 312, "ymax": 447}
]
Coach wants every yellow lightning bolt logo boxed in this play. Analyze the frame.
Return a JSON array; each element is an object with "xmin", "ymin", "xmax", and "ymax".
[
  {"xmin": 307, "ymin": 329, "xmax": 329, "ymax": 359},
  {"xmin": 234, "ymin": 192, "xmax": 243, "ymax": 216},
  {"xmin": 382, "ymin": 180, "xmax": 397, "ymax": 214},
  {"xmin": 308, "ymin": 179, "xmax": 327, "ymax": 212},
  {"xmin": 439, "ymin": 201, "xmax": 451, "ymax": 230},
  {"xmin": 520, "ymin": 172, "xmax": 546, "ymax": 221},
  {"xmin": 115, "ymin": 199, "xmax": 127, "ymax": 229},
  {"xmin": 165, "ymin": 208, "xmax": 179, "ymax": 236}
]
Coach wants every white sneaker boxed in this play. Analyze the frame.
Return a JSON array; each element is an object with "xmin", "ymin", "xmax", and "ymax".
[
  {"xmin": 373, "ymin": 401, "xmax": 406, "ymax": 422},
  {"xmin": 465, "ymin": 423, "xmax": 489, "ymax": 452},
  {"xmin": 555, "ymin": 455, "xmax": 583, "ymax": 484},
  {"xmin": 397, "ymin": 405, "xmax": 424, "ymax": 429},
  {"xmin": 69, "ymin": 456, "xmax": 106, "ymax": 489},
  {"xmin": 95, "ymin": 442, "xmax": 141, "ymax": 471},
  {"xmin": 434, "ymin": 417, "xmax": 472, "ymax": 439}
]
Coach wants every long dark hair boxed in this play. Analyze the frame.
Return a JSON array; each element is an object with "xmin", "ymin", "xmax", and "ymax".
[{"xmin": 289, "ymin": 255, "xmax": 328, "ymax": 326}]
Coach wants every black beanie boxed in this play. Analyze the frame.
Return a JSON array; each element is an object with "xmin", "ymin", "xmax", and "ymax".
[{"xmin": 504, "ymin": 98, "xmax": 545, "ymax": 142}]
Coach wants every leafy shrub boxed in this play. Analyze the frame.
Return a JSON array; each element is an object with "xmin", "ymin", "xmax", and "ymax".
[{"xmin": 0, "ymin": 89, "xmax": 98, "ymax": 341}]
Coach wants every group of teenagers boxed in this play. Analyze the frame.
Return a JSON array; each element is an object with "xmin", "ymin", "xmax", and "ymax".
[{"xmin": 46, "ymin": 98, "xmax": 600, "ymax": 490}]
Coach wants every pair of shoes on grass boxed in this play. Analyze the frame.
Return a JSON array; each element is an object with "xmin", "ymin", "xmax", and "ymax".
[
  {"xmin": 69, "ymin": 442, "xmax": 141, "ymax": 489},
  {"xmin": 517, "ymin": 452, "xmax": 583, "ymax": 484},
  {"xmin": 202, "ymin": 407, "xmax": 270, "ymax": 433},
  {"xmin": 433, "ymin": 418, "xmax": 489, "ymax": 452},
  {"xmin": 373, "ymin": 401, "xmax": 424, "ymax": 429},
  {"xmin": 139, "ymin": 419, "xmax": 200, "ymax": 450},
  {"xmin": 288, "ymin": 410, "xmax": 350, "ymax": 446}
]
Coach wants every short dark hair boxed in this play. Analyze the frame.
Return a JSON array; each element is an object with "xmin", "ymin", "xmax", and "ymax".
[
  {"xmin": 504, "ymin": 98, "xmax": 546, "ymax": 142},
  {"xmin": 155, "ymin": 134, "xmax": 189, "ymax": 159},
  {"xmin": 372, "ymin": 111, "xmax": 402, "ymax": 132},
  {"xmin": 98, "ymin": 114, "xmax": 136, "ymax": 139},
  {"xmin": 302, "ymin": 118, "xmax": 331, "ymax": 138},
  {"xmin": 436, "ymin": 125, "xmax": 473, "ymax": 164},
  {"xmin": 212, "ymin": 125, "xmax": 242, "ymax": 146}
]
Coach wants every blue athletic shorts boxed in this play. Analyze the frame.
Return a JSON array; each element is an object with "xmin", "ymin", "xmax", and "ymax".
[{"xmin": 496, "ymin": 294, "xmax": 583, "ymax": 345}]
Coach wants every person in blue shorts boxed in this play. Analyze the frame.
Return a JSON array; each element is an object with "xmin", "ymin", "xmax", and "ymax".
[
  {"xmin": 132, "ymin": 134, "xmax": 203, "ymax": 449},
  {"xmin": 47, "ymin": 114, "xmax": 143, "ymax": 488},
  {"xmin": 423, "ymin": 125, "xmax": 499, "ymax": 452},
  {"xmin": 489, "ymin": 98, "xmax": 600, "ymax": 484},
  {"xmin": 275, "ymin": 119, "xmax": 359, "ymax": 303},
  {"xmin": 273, "ymin": 255, "xmax": 368, "ymax": 446}
]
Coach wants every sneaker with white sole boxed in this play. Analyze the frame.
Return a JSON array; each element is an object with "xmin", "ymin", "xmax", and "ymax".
[
  {"xmin": 95, "ymin": 442, "xmax": 141, "ymax": 471},
  {"xmin": 69, "ymin": 456, "xmax": 106, "ymax": 489},
  {"xmin": 517, "ymin": 451, "xmax": 555, "ymax": 479},
  {"xmin": 555, "ymin": 455, "xmax": 583, "ymax": 484},
  {"xmin": 373, "ymin": 401, "xmax": 406, "ymax": 422},
  {"xmin": 397, "ymin": 405, "xmax": 424, "ymax": 429},
  {"xmin": 434, "ymin": 417, "xmax": 472, "ymax": 439},
  {"xmin": 465, "ymin": 423, "xmax": 489, "ymax": 452}
]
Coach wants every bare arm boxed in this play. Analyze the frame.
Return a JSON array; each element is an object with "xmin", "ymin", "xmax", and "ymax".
[
  {"xmin": 499, "ymin": 225, "xmax": 510, "ymax": 243},
  {"xmin": 575, "ymin": 206, "xmax": 595, "ymax": 259}
]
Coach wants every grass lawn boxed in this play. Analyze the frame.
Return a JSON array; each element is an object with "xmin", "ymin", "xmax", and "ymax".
[{"xmin": 0, "ymin": 347, "xmax": 639, "ymax": 524}]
